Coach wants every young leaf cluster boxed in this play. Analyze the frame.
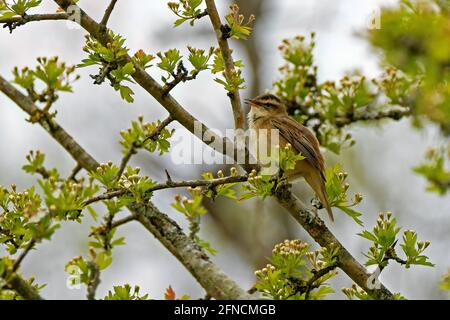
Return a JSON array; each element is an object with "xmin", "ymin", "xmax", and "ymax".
[
  {"xmin": 168, "ymin": 0, "xmax": 206, "ymax": 27},
  {"xmin": 368, "ymin": 0, "xmax": 450, "ymax": 134},
  {"xmin": 254, "ymin": 240, "xmax": 338, "ymax": 300},
  {"xmin": 342, "ymin": 284, "xmax": 406, "ymax": 300},
  {"xmin": 358, "ymin": 212, "xmax": 434, "ymax": 268},
  {"xmin": 172, "ymin": 187, "xmax": 217, "ymax": 255},
  {"xmin": 0, "ymin": 257, "xmax": 44, "ymax": 299},
  {"xmin": 211, "ymin": 48, "xmax": 246, "ymax": 93},
  {"xmin": 78, "ymin": 33, "xmax": 141, "ymax": 103},
  {"xmin": 201, "ymin": 168, "xmax": 239, "ymax": 200},
  {"xmin": 104, "ymin": 284, "xmax": 149, "ymax": 300},
  {"xmin": 12, "ymin": 57, "xmax": 79, "ymax": 120},
  {"xmin": 0, "ymin": 0, "xmax": 41, "ymax": 19},
  {"xmin": 223, "ymin": 4, "xmax": 255, "ymax": 40},
  {"xmin": 120, "ymin": 116, "xmax": 174, "ymax": 156},
  {"xmin": 239, "ymin": 169, "xmax": 275, "ymax": 201},
  {"xmin": 413, "ymin": 146, "xmax": 450, "ymax": 195},
  {"xmin": 325, "ymin": 164, "xmax": 364, "ymax": 226},
  {"xmin": 157, "ymin": 47, "xmax": 214, "ymax": 91}
]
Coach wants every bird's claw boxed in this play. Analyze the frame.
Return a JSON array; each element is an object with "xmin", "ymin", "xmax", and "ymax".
[{"xmin": 307, "ymin": 206, "xmax": 319, "ymax": 224}]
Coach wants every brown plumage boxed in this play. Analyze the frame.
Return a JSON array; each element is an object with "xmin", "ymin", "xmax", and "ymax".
[{"xmin": 246, "ymin": 93, "xmax": 334, "ymax": 221}]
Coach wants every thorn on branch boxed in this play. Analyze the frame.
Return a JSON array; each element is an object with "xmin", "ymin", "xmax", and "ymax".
[{"xmin": 165, "ymin": 169, "xmax": 173, "ymax": 186}]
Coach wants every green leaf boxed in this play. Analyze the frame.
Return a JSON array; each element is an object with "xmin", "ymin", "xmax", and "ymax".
[
  {"xmin": 119, "ymin": 86, "xmax": 134, "ymax": 103},
  {"xmin": 96, "ymin": 252, "xmax": 113, "ymax": 270},
  {"xmin": 337, "ymin": 206, "xmax": 363, "ymax": 226}
]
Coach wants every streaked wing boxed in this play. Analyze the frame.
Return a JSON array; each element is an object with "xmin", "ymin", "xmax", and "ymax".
[{"xmin": 271, "ymin": 116, "xmax": 326, "ymax": 181}]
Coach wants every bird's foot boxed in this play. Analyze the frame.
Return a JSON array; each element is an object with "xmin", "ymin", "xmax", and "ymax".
[
  {"xmin": 311, "ymin": 197, "xmax": 323, "ymax": 210},
  {"xmin": 307, "ymin": 206, "xmax": 319, "ymax": 223}
]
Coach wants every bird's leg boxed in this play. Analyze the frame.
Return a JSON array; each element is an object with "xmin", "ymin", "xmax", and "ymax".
[
  {"xmin": 309, "ymin": 198, "xmax": 321, "ymax": 222},
  {"xmin": 311, "ymin": 197, "xmax": 323, "ymax": 210}
]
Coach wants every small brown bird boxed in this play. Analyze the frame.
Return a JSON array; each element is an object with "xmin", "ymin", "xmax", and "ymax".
[{"xmin": 246, "ymin": 93, "xmax": 333, "ymax": 221}]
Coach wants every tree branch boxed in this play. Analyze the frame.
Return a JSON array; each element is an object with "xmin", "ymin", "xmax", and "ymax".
[
  {"xmin": 12, "ymin": 238, "xmax": 36, "ymax": 273},
  {"xmin": 205, "ymin": 0, "xmax": 245, "ymax": 129},
  {"xmin": 162, "ymin": 61, "xmax": 199, "ymax": 95},
  {"xmin": 0, "ymin": 74, "xmax": 251, "ymax": 300},
  {"xmin": 289, "ymin": 102, "xmax": 411, "ymax": 129},
  {"xmin": 0, "ymin": 13, "xmax": 68, "ymax": 32},
  {"xmin": 83, "ymin": 174, "xmax": 248, "ymax": 206},
  {"xmin": 111, "ymin": 214, "xmax": 137, "ymax": 229},
  {"xmin": 100, "ymin": 0, "xmax": 119, "ymax": 27},
  {"xmin": 142, "ymin": 115, "xmax": 174, "ymax": 145}
]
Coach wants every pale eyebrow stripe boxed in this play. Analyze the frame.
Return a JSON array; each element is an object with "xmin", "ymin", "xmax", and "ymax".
[
  {"xmin": 260, "ymin": 99, "xmax": 279, "ymax": 107},
  {"xmin": 260, "ymin": 94, "xmax": 281, "ymax": 102}
]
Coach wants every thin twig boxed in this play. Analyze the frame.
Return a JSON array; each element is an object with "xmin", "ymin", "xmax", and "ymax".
[
  {"xmin": 116, "ymin": 147, "xmax": 136, "ymax": 181},
  {"xmin": 115, "ymin": 115, "xmax": 173, "ymax": 180},
  {"xmin": 162, "ymin": 61, "xmax": 199, "ymax": 95},
  {"xmin": 0, "ymin": 13, "xmax": 68, "ymax": 32},
  {"xmin": 304, "ymin": 264, "xmax": 338, "ymax": 299},
  {"xmin": 100, "ymin": 0, "xmax": 119, "ymax": 27},
  {"xmin": 12, "ymin": 238, "xmax": 36, "ymax": 272},
  {"xmin": 205, "ymin": 0, "xmax": 245, "ymax": 129},
  {"xmin": 83, "ymin": 174, "xmax": 248, "ymax": 206},
  {"xmin": 141, "ymin": 115, "xmax": 173, "ymax": 145},
  {"xmin": 111, "ymin": 214, "xmax": 137, "ymax": 229},
  {"xmin": 287, "ymin": 101, "xmax": 411, "ymax": 130}
]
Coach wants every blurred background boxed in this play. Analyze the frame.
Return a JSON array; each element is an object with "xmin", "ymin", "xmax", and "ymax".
[{"xmin": 0, "ymin": 0, "xmax": 449, "ymax": 299}]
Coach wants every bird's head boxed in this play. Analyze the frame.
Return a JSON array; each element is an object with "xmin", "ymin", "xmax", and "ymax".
[{"xmin": 245, "ymin": 93, "xmax": 287, "ymax": 117}]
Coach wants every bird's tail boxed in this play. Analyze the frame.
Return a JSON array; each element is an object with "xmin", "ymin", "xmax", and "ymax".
[
  {"xmin": 305, "ymin": 173, "xmax": 334, "ymax": 222},
  {"xmin": 318, "ymin": 184, "xmax": 334, "ymax": 222}
]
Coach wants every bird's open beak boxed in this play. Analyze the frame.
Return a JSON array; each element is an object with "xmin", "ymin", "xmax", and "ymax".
[{"xmin": 245, "ymin": 98, "xmax": 262, "ymax": 107}]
